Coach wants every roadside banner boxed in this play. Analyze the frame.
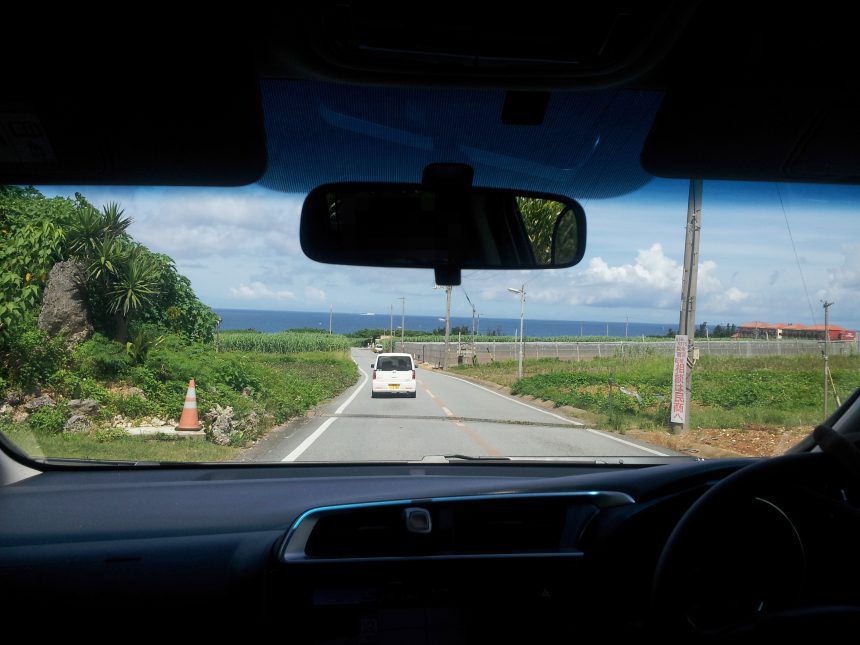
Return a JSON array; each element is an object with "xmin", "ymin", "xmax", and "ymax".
[{"xmin": 671, "ymin": 335, "xmax": 688, "ymax": 424}]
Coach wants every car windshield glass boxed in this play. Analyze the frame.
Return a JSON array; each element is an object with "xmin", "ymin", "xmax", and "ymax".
[{"xmin": 2, "ymin": 82, "xmax": 860, "ymax": 465}]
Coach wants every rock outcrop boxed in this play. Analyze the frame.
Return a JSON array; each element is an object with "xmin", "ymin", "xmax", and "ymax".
[{"xmin": 37, "ymin": 260, "xmax": 93, "ymax": 346}]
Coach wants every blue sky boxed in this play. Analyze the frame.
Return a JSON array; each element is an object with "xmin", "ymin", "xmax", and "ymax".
[{"xmin": 40, "ymin": 178, "xmax": 860, "ymax": 329}]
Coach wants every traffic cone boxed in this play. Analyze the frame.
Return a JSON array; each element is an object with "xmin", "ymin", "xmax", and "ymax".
[{"xmin": 176, "ymin": 379, "xmax": 202, "ymax": 431}]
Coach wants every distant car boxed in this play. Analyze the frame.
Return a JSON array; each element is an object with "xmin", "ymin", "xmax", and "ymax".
[
  {"xmin": 370, "ymin": 353, "xmax": 417, "ymax": 398},
  {"xmin": 373, "ymin": 343, "xmax": 383, "ymax": 353}
]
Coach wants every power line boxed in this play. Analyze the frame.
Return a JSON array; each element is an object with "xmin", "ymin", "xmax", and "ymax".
[{"xmin": 776, "ymin": 184, "xmax": 818, "ymax": 325}]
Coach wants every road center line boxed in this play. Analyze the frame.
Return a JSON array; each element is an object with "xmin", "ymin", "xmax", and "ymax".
[
  {"xmin": 282, "ymin": 362, "xmax": 369, "ymax": 462},
  {"xmin": 421, "ymin": 379, "xmax": 501, "ymax": 455}
]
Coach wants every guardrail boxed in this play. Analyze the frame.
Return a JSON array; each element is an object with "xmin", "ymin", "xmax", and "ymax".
[{"xmin": 397, "ymin": 339, "xmax": 858, "ymax": 368}]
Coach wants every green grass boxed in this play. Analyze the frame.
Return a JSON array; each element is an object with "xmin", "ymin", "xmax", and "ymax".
[
  {"xmin": 4, "ymin": 424, "xmax": 238, "ymax": 462},
  {"xmin": 217, "ymin": 331, "xmax": 352, "ymax": 353},
  {"xmin": 452, "ymin": 355, "xmax": 860, "ymax": 431},
  {"xmin": 2, "ymin": 334, "xmax": 358, "ymax": 463},
  {"xmin": 233, "ymin": 350, "xmax": 358, "ymax": 421}
]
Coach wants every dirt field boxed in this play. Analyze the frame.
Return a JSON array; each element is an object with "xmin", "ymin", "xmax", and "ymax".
[{"xmin": 626, "ymin": 424, "xmax": 811, "ymax": 458}]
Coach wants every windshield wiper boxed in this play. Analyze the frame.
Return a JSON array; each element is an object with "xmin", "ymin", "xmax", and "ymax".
[
  {"xmin": 33, "ymin": 457, "xmax": 165, "ymax": 468},
  {"xmin": 419, "ymin": 454, "xmax": 512, "ymax": 462}
]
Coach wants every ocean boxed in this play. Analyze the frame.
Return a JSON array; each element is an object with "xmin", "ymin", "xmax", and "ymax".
[{"xmin": 214, "ymin": 308, "xmax": 677, "ymax": 338}]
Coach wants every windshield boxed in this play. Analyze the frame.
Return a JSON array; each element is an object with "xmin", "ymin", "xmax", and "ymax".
[{"xmin": 2, "ymin": 83, "xmax": 860, "ymax": 465}]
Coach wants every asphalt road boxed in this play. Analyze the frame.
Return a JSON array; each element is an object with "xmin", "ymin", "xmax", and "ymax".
[{"xmin": 246, "ymin": 348, "xmax": 671, "ymax": 462}]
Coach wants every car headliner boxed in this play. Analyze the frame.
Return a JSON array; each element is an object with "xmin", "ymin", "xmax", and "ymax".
[
  {"xmin": 258, "ymin": 82, "xmax": 662, "ymax": 200},
  {"xmin": 3, "ymin": 4, "xmax": 860, "ymax": 190}
]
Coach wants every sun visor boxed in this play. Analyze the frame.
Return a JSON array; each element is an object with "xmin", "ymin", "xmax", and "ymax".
[
  {"xmin": 0, "ymin": 42, "xmax": 266, "ymax": 186},
  {"xmin": 641, "ymin": 91, "xmax": 860, "ymax": 184}
]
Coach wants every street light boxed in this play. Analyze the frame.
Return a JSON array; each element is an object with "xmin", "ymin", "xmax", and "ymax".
[
  {"xmin": 434, "ymin": 285, "xmax": 453, "ymax": 369},
  {"xmin": 507, "ymin": 284, "xmax": 525, "ymax": 378}
]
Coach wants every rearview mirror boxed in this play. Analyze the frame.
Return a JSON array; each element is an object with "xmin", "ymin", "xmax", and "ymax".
[{"xmin": 300, "ymin": 183, "xmax": 586, "ymax": 279}]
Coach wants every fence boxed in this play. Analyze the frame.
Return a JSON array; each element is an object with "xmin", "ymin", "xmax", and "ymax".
[{"xmin": 398, "ymin": 339, "xmax": 859, "ymax": 368}]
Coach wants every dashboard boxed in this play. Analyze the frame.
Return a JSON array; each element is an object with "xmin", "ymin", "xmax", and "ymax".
[{"xmin": 8, "ymin": 457, "xmax": 854, "ymax": 641}]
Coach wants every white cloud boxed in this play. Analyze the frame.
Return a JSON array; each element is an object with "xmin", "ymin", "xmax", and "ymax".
[
  {"xmin": 483, "ymin": 243, "xmax": 750, "ymax": 315},
  {"xmin": 229, "ymin": 281, "xmax": 295, "ymax": 301},
  {"xmin": 582, "ymin": 243, "xmax": 679, "ymax": 290},
  {"xmin": 103, "ymin": 187, "xmax": 305, "ymax": 260},
  {"xmin": 827, "ymin": 244, "xmax": 860, "ymax": 293},
  {"xmin": 305, "ymin": 286, "xmax": 327, "ymax": 302},
  {"xmin": 815, "ymin": 245, "xmax": 860, "ymax": 323}
]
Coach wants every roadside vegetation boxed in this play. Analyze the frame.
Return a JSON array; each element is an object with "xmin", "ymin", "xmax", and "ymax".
[
  {"xmin": 452, "ymin": 354, "xmax": 860, "ymax": 434},
  {"xmin": 219, "ymin": 330, "xmax": 352, "ymax": 353},
  {"xmin": 0, "ymin": 187, "xmax": 357, "ymax": 462}
]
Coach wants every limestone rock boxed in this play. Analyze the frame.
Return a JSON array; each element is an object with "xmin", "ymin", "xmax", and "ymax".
[
  {"xmin": 23, "ymin": 394, "xmax": 55, "ymax": 411},
  {"xmin": 37, "ymin": 260, "xmax": 93, "ymax": 346},
  {"xmin": 64, "ymin": 415, "xmax": 92, "ymax": 433},
  {"xmin": 68, "ymin": 399, "xmax": 100, "ymax": 416}
]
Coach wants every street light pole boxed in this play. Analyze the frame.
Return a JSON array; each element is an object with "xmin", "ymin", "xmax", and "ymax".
[
  {"xmin": 444, "ymin": 286, "xmax": 452, "ymax": 369},
  {"xmin": 507, "ymin": 284, "xmax": 525, "ymax": 378},
  {"xmin": 329, "ymin": 304, "xmax": 332, "ymax": 334},
  {"xmin": 823, "ymin": 300, "xmax": 833, "ymax": 419},
  {"xmin": 398, "ymin": 297, "xmax": 406, "ymax": 353}
]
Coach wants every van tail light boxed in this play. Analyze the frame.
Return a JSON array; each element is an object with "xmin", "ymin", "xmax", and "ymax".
[
  {"xmin": 372, "ymin": 370, "xmax": 377, "ymax": 379},
  {"xmin": 412, "ymin": 370, "xmax": 416, "ymax": 379}
]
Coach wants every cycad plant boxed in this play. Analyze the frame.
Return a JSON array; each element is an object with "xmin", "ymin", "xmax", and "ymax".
[{"xmin": 66, "ymin": 202, "xmax": 162, "ymax": 342}]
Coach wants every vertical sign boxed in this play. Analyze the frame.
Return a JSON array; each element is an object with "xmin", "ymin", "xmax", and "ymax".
[{"xmin": 671, "ymin": 335, "xmax": 688, "ymax": 424}]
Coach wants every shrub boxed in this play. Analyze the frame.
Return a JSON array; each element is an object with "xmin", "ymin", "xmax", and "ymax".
[
  {"xmin": 28, "ymin": 404, "xmax": 68, "ymax": 434},
  {"xmin": 220, "ymin": 358, "xmax": 262, "ymax": 393},
  {"xmin": 74, "ymin": 334, "xmax": 129, "ymax": 380},
  {"xmin": 110, "ymin": 394, "xmax": 157, "ymax": 418},
  {"xmin": 93, "ymin": 427, "xmax": 126, "ymax": 443},
  {"xmin": 0, "ymin": 317, "xmax": 68, "ymax": 390}
]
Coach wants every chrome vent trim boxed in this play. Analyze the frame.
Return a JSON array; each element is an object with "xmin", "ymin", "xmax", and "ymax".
[{"xmin": 280, "ymin": 490, "xmax": 634, "ymax": 563}]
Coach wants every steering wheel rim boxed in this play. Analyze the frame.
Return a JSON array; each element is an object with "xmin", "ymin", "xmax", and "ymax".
[{"xmin": 650, "ymin": 452, "xmax": 831, "ymax": 638}]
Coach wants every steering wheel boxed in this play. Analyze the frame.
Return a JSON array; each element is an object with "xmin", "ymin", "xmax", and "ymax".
[{"xmin": 651, "ymin": 425, "xmax": 860, "ymax": 640}]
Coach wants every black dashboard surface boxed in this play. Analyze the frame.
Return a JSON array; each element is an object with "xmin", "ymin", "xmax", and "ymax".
[
  {"xmin": 2, "ymin": 459, "xmax": 763, "ymax": 640},
  {"xmin": 0, "ymin": 460, "xmax": 746, "ymax": 545}
]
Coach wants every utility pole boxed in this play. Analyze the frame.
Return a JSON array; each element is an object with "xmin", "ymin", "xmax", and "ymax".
[
  {"xmin": 823, "ymin": 300, "xmax": 833, "ymax": 419},
  {"xmin": 328, "ymin": 304, "xmax": 332, "ymax": 334},
  {"xmin": 462, "ymin": 287, "xmax": 478, "ymax": 360},
  {"xmin": 398, "ymin": 297, "xmax": 406, "ymax": 352},
  {"xmin": 389, "ymin": 304, "xmax": 393, "ymax": 351},
  {"xmin": 625, "ymin": 316, "xmax": 629, "ymax": 338},
  {"xmin": 443, "ymin": 286, "xmax": 452, "ymax": 369},
  {"xmin": 670, "ymin": 179, "xmax": 703, "ymax": 434}
]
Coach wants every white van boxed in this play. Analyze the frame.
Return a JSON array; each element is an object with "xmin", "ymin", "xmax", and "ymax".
[{"xmin": 370, "ymin": 353, "xmax": 417, "ymax": 398}]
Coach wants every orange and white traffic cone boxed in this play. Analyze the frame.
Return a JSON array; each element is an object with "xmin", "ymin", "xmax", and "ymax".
[{"xmin": 176, "ymin": 379, "xmax": 202, "ymax": 431}]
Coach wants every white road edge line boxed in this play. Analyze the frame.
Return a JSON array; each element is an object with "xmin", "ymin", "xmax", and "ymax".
[
  {"xmin": 282, "ymin": 362, "xmax": 369, "ymax": 462},
  {"xmin": 441, "ymin": 406, "xmax": 454, "ymax": 417},
  {"xmin": 434, "ymin": 373, "xmax": 582, "ymax": 425},
  {"xmin": 584, "ymin": 428, "xmax": 668, "ymax": 456},
  {"xmin": 336, "ymin": 364, "xmax": 370, "ymax": 415},
  {"xmin": 432, "ymin": 372, "xmax": 669, "ymax": 457}
]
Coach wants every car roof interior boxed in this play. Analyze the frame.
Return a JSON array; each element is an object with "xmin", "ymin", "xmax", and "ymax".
[{"xmin": 2, "ymin": 3, "xmax": 859, "ymax": 189}]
